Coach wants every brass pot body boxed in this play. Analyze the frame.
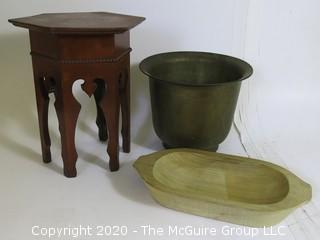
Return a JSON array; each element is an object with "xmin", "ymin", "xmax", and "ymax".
[{"xmin": 140, "ymin": 52, "xmax": 253, "ymax": 150}]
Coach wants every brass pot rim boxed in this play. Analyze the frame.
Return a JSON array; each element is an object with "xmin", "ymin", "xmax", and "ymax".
[{"xmin": 139, "ymin": 51, "xmax": 253, "ymax": 87}]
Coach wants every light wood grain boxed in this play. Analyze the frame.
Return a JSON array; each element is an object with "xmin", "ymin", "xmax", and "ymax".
[{"xmin": 134, "ymin": 149, "xmax": 312, "ymax": 227}]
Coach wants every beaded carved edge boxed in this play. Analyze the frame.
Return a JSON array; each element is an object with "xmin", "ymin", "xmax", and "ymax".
[{"xmin": 30, "ymin": 48, "xmax": 132, "ymax": 64}]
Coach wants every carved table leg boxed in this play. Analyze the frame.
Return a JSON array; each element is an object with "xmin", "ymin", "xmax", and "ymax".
[
  {"xmin": 33, "ymin": 75, "xmax": 51, "ymax": 163},
  {"xmin": 54, "ymin": 77, "xmax": 81, "ymax": 177},
  {"xmin": 100, "ymin": 75, "xmax": 120, "ymax": 171},
  {"xmin": 120, "ymin": 68, "xmax": 130, "ymax": 153},
  {"xmin": 94, "ymin": 80, "xmax": 108, "ymax": 141}
]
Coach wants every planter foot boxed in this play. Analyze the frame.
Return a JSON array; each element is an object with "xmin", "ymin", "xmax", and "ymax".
[{"xmin": 162, "ymin": 142, "xmax": 219, "ymax": 152}]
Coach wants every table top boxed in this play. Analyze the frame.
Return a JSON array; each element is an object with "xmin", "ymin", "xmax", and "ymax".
[{"xmin": 8, "ymin": 12, "xmax": 145, "ymax": 34}]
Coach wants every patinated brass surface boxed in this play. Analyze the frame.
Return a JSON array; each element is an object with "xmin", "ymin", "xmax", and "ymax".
[{"xmin": 140, "ymin": 52, "xmax": 253, "ymax": 150}]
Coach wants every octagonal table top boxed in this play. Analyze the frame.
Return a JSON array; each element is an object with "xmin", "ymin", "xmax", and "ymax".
[{"xmin": 8, "ymin": 12, "xmax": 145, "ymax": 34}]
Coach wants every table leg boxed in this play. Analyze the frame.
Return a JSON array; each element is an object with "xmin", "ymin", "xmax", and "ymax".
[
  {"xmin": 99, "ymin": 76, "xmax": 120, "ymax": 171},
  {"xmin": 94, "ymin": 81, "xmax": 108, "ymax": 141},
  {"xmin": 54, "ymin": 78, "xmax": 81, "ymax": 177},
  {"xmin": 120, "ymin": 68, "xmax": 130, "ymax": 153},
  {"xmin": 33, "ymin": 75, "xmax": 51, "ymax": 163}
]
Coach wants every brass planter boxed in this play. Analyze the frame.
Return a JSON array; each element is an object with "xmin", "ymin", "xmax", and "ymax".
[{"xmin": 140, "ymin": 52, "xmax": 253, "ymax": 151}]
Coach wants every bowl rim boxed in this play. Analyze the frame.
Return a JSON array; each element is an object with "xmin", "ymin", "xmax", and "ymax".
[
  {"xmin": 133, "ymin": 149, "xmax": 312, "ymax": 212},
  {"xmin": 139, "ymin": 51, "xmax": 254, "ymax": 87}
]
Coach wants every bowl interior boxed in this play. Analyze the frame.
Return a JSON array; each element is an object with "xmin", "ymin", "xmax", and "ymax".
[
  {"xmin": 140, "ymin": 52, "xmax": 253, "ymax": 85},
  {"xmin": 153, "ymin": 152, "xmax": 289, "ymax": 204}
]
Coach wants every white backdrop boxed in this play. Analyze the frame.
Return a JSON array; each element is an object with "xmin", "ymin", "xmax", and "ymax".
[
  {"xmin": 235, "ymin": 1, "xmax": 320, "ymax": 238},
  {"xmin": 0, "ymin": 1, "xmax": 319, "ymax": 239}
]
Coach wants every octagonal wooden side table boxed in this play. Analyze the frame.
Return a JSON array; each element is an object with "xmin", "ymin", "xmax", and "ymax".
[{"xmin": 9, "ymin": 12, "xmax": 145, "ymax": 177}]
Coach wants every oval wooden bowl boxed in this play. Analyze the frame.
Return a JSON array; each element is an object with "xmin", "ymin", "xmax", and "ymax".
[{"xmin": 133, "ymin": 149, "xmax": 312, "ymax": 227}]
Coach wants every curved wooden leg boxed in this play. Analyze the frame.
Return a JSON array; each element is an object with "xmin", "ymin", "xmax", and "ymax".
[
  {"xmin": 54, "ymin": 78, "xmax": 81, "ymax": 177},
  {"xmin": 120, "ymin": 68, "xmax": 130, "ymax": 153},
  {"xmin": 94, "ymin": 80, "xmax": 108, "ymax": 141},
  {"xmin": 34, "ymin": 76, "xmax": 51, "ymax": 163},
  {"xmin": 99, "ymin": 76, "xmax": 120, "ymax": 171}
]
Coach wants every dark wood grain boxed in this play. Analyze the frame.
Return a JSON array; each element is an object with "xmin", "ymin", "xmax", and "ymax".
[
  {"xmin": 8, "ymin": 12, "xmax": 145, "ymax": 34},
  {"xmin": 9, "ymin": 12, "xmax": 144, "ymax": 177},
  {"xmin": 120, "ymin": 65, "xmax": 131, "ymax": 153},
  {"xmin": 94, "ymin": 80, "xmax": 108, "ymax": 142},
  {"xmin": 54, "ymin": 72, "xmax": 81, "ymax": 178}
]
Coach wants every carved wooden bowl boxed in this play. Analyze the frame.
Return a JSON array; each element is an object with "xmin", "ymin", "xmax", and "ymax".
[{"xmin": 134, "ymin": 149, "xmax": 312, "ymax": 227}]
